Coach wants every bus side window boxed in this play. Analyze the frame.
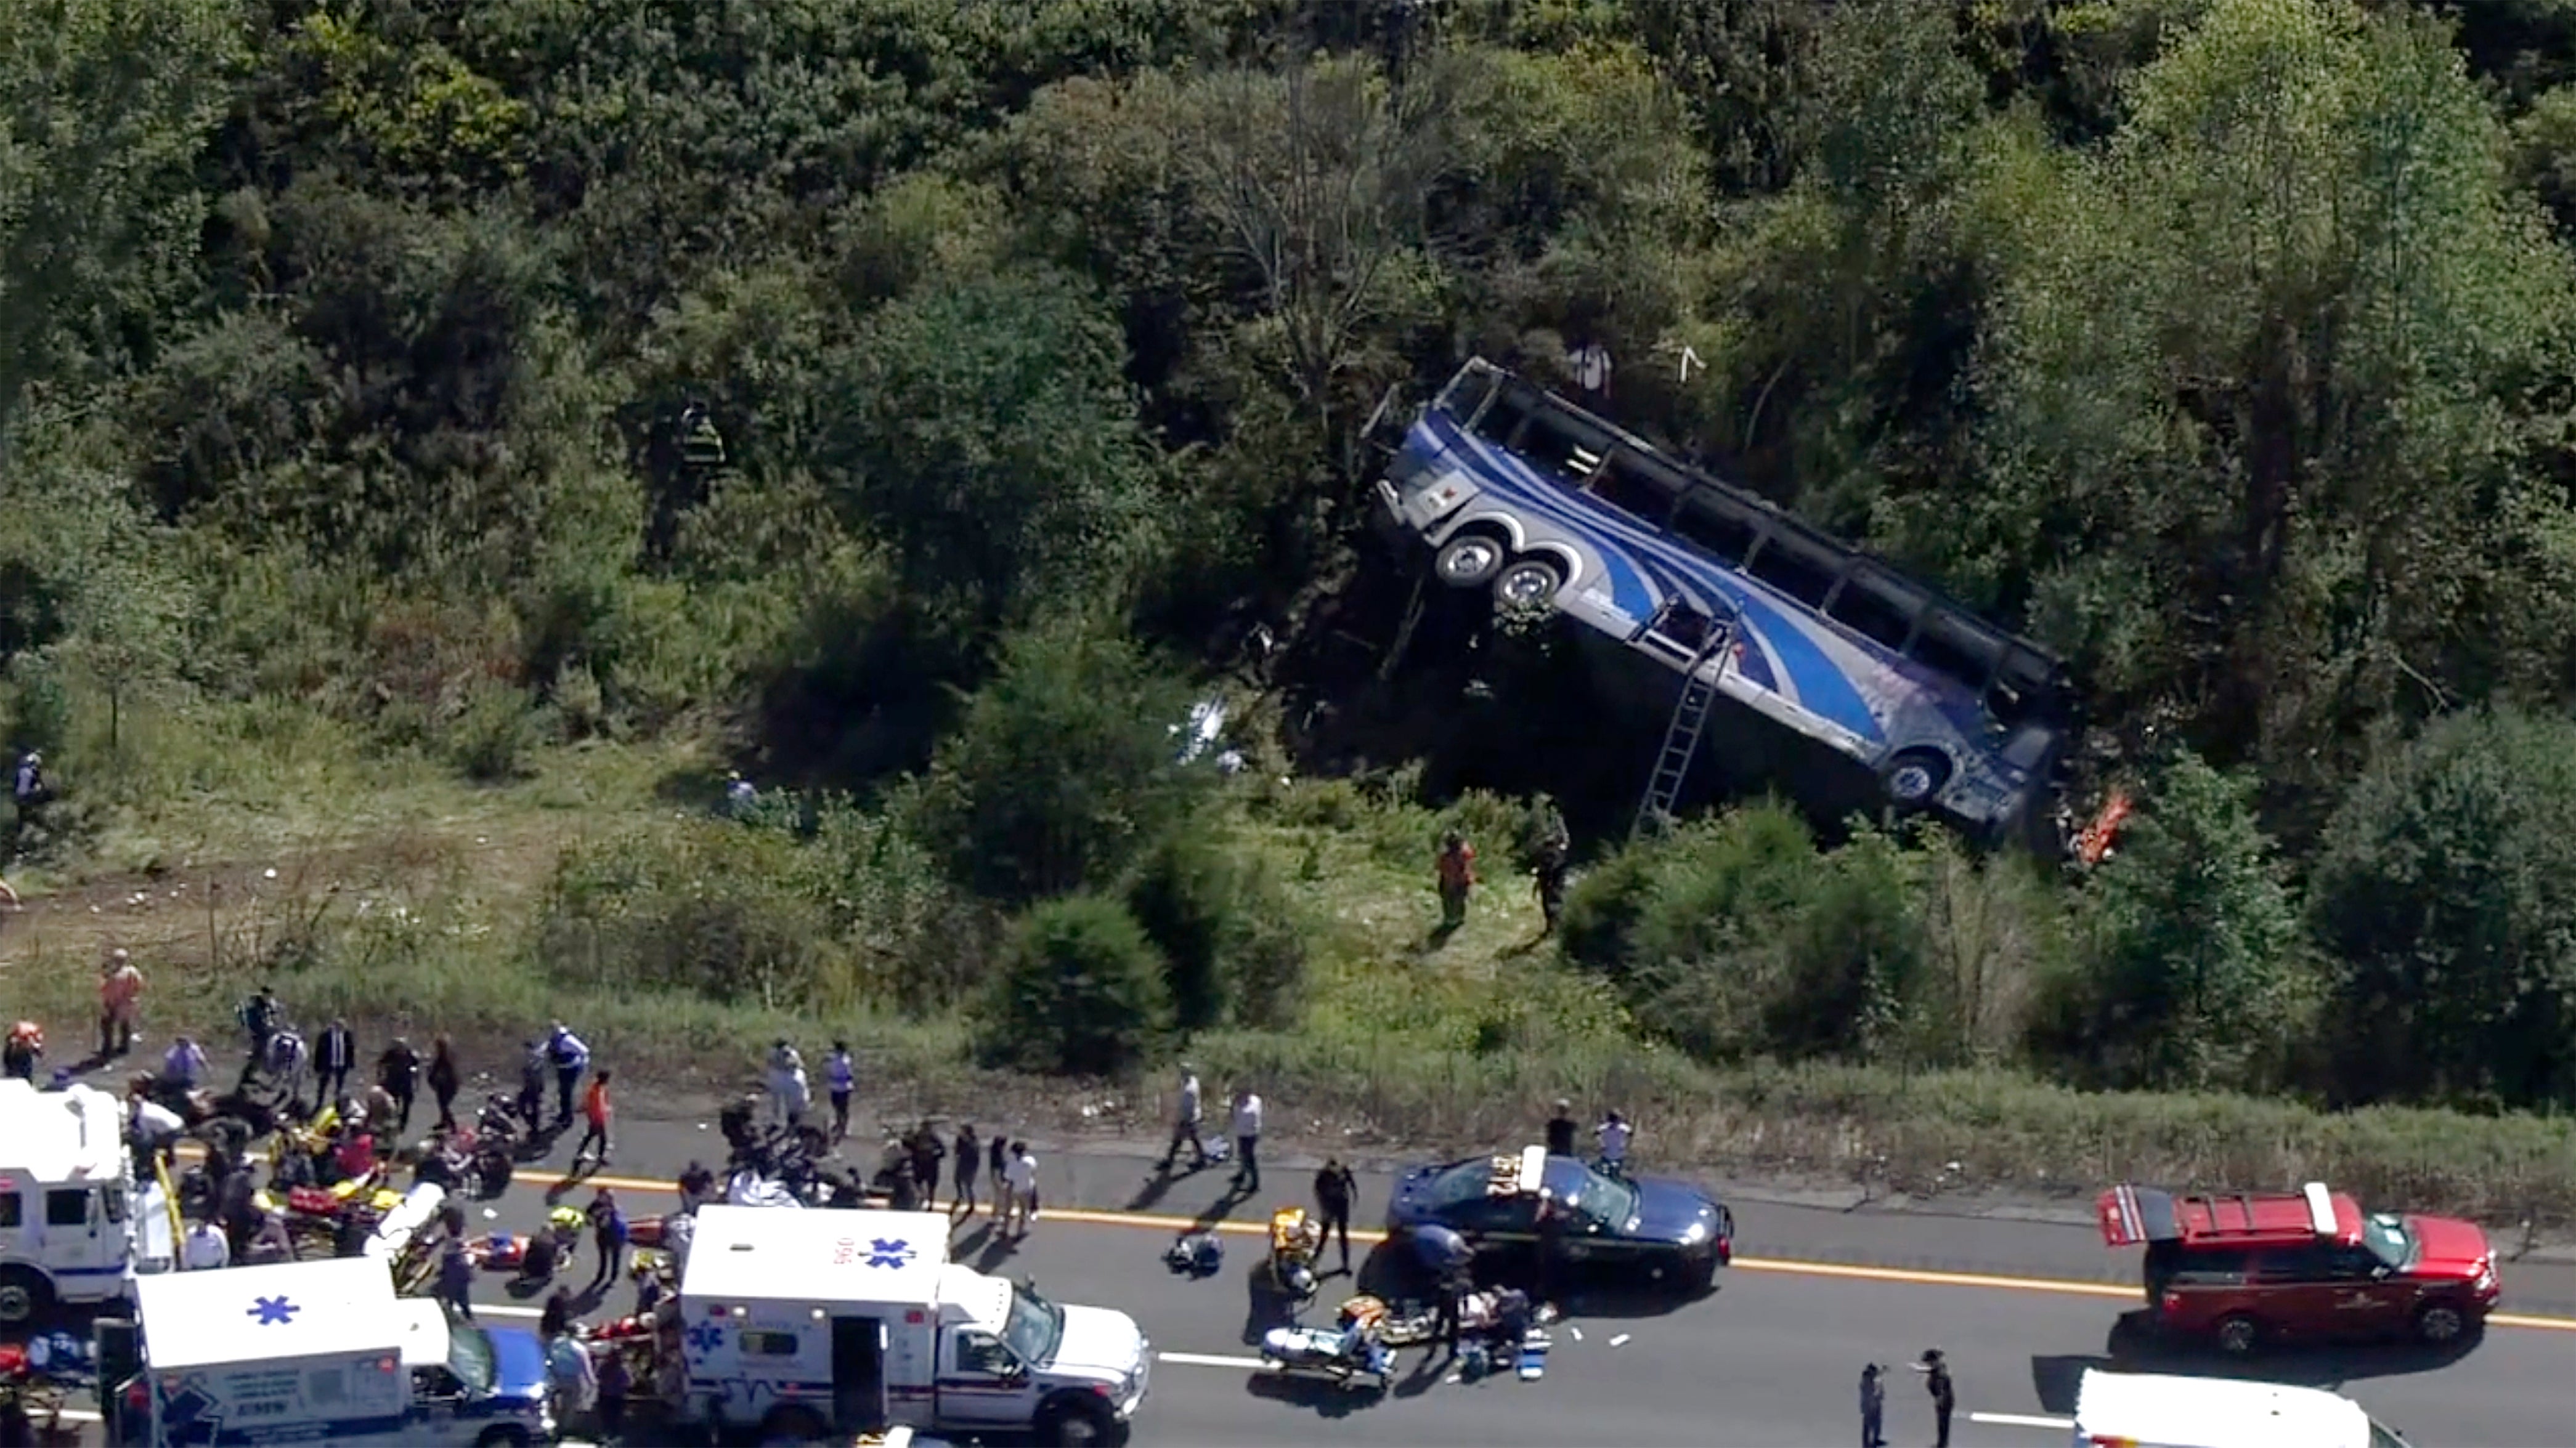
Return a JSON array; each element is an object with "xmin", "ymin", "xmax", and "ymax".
[
  {"xmin": 1825, "ymin": 568, "xmax": 1922, "ymax": 650},
  {"xmin": 1510, "ymin": 406, "xmax": 1609, "ymax": 485},
  {"xmin": 1745, "ymin": 532, "xmax": 1840, "ymax": 610},
  {"xmin": 1589, "ymin": 455, "xmax": 1678, "ymax": 525},
  {"xmin": 1670, "ymin": 490, "xmax": 1763, "ymax": 567},
  {"xmin": 1987, "ymin": 648, "xmax": 2060, "ymax": 728},
  {"xmin": 46, "ymin": 1189, "xmax": 89, "ymax": 1228},
  {"xmin": 1910, "ymin": 613, "xmax": 2002, "ymax": 695},
  {"xmin": 1471, "ymin": 393, "xmax": 1530, "ymax": 449},
  {"xmin": 0, "ymin": 1192, "xmax": 20, "ymax": 1228}
]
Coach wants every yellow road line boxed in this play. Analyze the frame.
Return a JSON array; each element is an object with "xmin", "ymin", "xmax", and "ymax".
[{"xmin": 173, "ymin": 1147, "xmax": 2576, "ymax": 1333}]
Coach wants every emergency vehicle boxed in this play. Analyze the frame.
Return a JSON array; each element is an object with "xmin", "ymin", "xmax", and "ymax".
[
  {"xmin": 2070, "ymin": 1368, "xmax": 2415, "ymax": 1448},
  {"xmin": 0, "ymin": 1078, "xmax": 173, "ymax": 1324},
  {"xmin": 670, "ymin": 1206, "xmax": 1150, "ymax": 1445},
  {"xmin": 128, "ymin": 1255, "xmax": 553, "ymax": 1446}
]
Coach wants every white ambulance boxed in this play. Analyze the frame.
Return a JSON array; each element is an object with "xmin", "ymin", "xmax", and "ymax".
[
  {"xmin": 0, "ymin": 1078, "xmax": 173, "ymax": 1324},
  {"xmin": 2071, "ymin": 1369, "xmax": 2416, "ymax": 1448},
  {"xmin": 130, "ymin": 1255, "xmax": 554, "ymax": 1447},
  {"xmin": 673, "ymin": 1206, "xmax": 1150, "ymax": 1445}
]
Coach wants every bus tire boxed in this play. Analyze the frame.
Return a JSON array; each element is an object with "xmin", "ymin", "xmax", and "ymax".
[
  {"xmin": 1434, "ymin": 533, "xmax": 1508, "ymax": 588},
  {"xmin": 1492, "ymin": 556, "xmax": 1565, "ymax": 609},
  {"xmin": 1880, "ymin": 748, "xmax": 1951, "ymax": 809},
  {"xmin": 0, "ymin": 1266, "xmax": 54, "ymax": 1325}
]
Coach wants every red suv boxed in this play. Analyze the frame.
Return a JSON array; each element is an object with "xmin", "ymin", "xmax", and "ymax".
[{"xmin": 2097, "ymin": 1181, "xmax": 2500, "ymax": 1356}]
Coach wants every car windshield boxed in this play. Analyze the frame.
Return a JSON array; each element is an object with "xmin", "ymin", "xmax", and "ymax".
[
  {"xmin": 1426, "ymin": 1162, "xmax": 1498, "ymax": 1210},
  {"xmin": 1002, "ymin": 1283, "xmax": 1065, "ymax": 1367},
  {"xmin": 2360, "ymin": 1213, "xmax": 2416, "ymax": 1271},
  {"xmin": 447, "ymin": 1322, "xmax": 496, "ymax": 1395}
]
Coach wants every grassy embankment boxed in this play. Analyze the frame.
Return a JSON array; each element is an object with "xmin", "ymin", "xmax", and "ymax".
[{"xmin": 4, "ymin": 702, "xmax": 2570, "ymax": 1235}]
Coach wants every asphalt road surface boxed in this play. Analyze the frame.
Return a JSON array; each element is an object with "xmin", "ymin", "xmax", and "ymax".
[{"xmin": 38, "ymin": 1112, "xmax": 2570, "ymax": 1446}]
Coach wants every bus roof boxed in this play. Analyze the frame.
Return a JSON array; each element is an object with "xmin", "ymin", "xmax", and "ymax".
[
  {"xmin": 2074, "ymin": 1369, "xmax": 2373, "ymax": 1448},
  {"xmin": 134, "ymin": 1258, "xmax": 402, "ymax": 1370},
  {"xmin": 0, "ymin": 1079, "xmax": 129, "ymax": 1184},
  {"xmin": 681, "ymin": 1206, "xmax": 954, "ymax": 1308}
]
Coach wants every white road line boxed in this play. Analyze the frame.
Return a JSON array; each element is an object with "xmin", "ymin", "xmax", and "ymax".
[
  {"xmin": 43, "ymin": 1409, "xmax": 103, "ymax": 1425},
  {"xmin": 472, "ymin": 1303, "xmax": 545, "ymax": 1319},
  {"xmin": 1970, "ymin": 1411, "xmax": 2076, "ymax": 1430},
  {"xmin": 1157, "ymin": 1350, "xmax": 1272, "ymax": 1370}
]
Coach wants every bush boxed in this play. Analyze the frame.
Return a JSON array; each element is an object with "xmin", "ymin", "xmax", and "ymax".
[
  {"xmin": 534, "ymin": 822, "xmax": 849, "ymax": 1009},
  {"xmin": 2311, "ymin": 708, "xmax": 2576, "ymax": 1109},
  {"xmin": 1123, "ymin": 820, "xmax": 1310, "ymax": 1033},
  {"xmin": 981, "ymin": 892, "xmax": 1172, "ymax": 1076},
  {"xmin": 919, "ymin": 617, "xmax": 1206, "ymax": 905},
  {"xmin": 444, "ymin": 677, "xmax": 555, "ymax": 781}
]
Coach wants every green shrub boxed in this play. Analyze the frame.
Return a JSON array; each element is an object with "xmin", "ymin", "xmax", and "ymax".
[
  {"xmin": 981, "ymin": 892, "xmax": 1172, "ymax": 1076},
  {"xmin": 2311, "ymin": 708, "xmax": 2576, "ymax": 1109},
  {"xmin": 444, "ymin": 677, "xmax": 554, "ymax": 782},
  {"xmin": 1123, "ymin": 820, "xmax": 1310, "ymax": 1033},
  {"xmin": 534, "ymin": 822, "xmax": 849, "ymax": 1009}
]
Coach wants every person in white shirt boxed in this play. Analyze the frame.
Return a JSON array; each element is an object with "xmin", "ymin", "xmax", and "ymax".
[
  {"xmin": 1229, "ymin": 1088, "xmax": 1264, "ymax": 1193},
  {"xmin": 1596, "ymin": 1110, "xmax": 1633, "ymax": 1175},
  {"xmin": 1156, "ymin": 1067, "xmax": 1208, "ymax": 1174},
  {"xmin": 127, "ymin": 1083, "xmax": 184, "ymax": 1172},
  {"xmin": 161, "ymin": 1036, "xmax": 208, "ymax": 1089},
  {"xmin": 766, "ymin": 1040, "xmax": 809, "ymax": 1130},
  {"xmin": 1001, "ymin": 1142, "xmax": 1038, "ymax": 1238},
  {"xmin": 183, "ymin": 1218, "xmax": 230, "ymax": 1271}
]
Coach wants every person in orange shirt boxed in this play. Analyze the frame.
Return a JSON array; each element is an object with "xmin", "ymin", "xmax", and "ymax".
[
  {"xmin": 1435, "ymin": 831, "xmax": 1476, "ymax": 929},
  {"xmin": 99, "ymin": 948, "xmax": 145, "ymax": 1058},
  {"xmin": 573, "ymin": 1067, "xmax": 614, "ymax": 1171}
]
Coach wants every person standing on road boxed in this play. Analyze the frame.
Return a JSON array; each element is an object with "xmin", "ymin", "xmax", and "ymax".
[
  {"xmin": 824, "ymin": 1041, "xmax": 855, "ymax": 1144},
  {"xmin": 1156, "ymin": 1066, "xmax": 1208, "ymax": 1173},
  {"xmin": 1859, "ymin": 1362, "xmax": 1887, "ymax": 1448},
  {"xmin": 427, "ymin": 1033, "xmax": 461, "ymax": 1131},
  {"xmin": 574, "ymin": 1069, "xmax": 614, "ymax": 1170},
  {"xmin": 1410, "ymin": 1222, "xmax": 1475, "ymax": 1357},
  {"xmin": 516, "ymin": 1040, "xmax": 545, "ymax": 1126},
  {"xmin": 1544, "ymin": 1099, "xmax": 1577, "ymax": 1157},
  {"xmin": 378, "ymin": 1036, "xmax": 421, "ymax": 1135},
  {"xmin": 99, "ymin": 948, "xmax": 145, "ymax": 1057},
  {"xmin": 986, "ymin": 1131, "xmax": 1007, "ymax": 1197},
  {"xmin": 952, "ymin": 1123, "xmax": 981, "ymax": 1216},
  {"xmin": 585, "ymin": 1187, "xmax": 628, "ymax": 1290},
  {"xmin": 316, "ymin": 1017, "xmax": 356, "ymax": 1104},
  {"xmin": 1229, "ymin": 1086, "xmax": 1264, "ymax": 1193},
  {"xmin": 1002, "ymin": 1142, "xmax": 1038, "ymax": 1239},
  {"xmin": 1312, "ymin": 1157, "xmax": 1357, "ymax": 1274},
  {"xmin": 546, "ymin": 1021, "xmax": 590, "ymax": 1126},
  {"xmin": 238, "ymin": 986, "xmax": 280, "ymax": 1062},
  {"xmin": 1912, "ymin": 1349, "xmax": 1953, "ymax": 1448},
  {"xmin": 183, "ymin": 1216, "xmax": 230, "ymax": 1271},
  {"xmin": 1595, "ymin": 1109, "xmax": 1633, "ymax": 1175},
  {"xmin": 764, "ymin": 1038, "xmax": 807, "ymax": 1131},
  {"xmin": 161, "ymin": 1035, "xmax": 208, "ymax": 1091},
  {"xmin": 1435, "ymin": 831, "xmax": 1476, "ymax": 929},
  {"xmin": 438, "ymin": 1237, "xmax": 476, "ymax": 1322},
  {"xmin": 906, "ymin": 1121, "xmax": 945, "ymax": 1197}
]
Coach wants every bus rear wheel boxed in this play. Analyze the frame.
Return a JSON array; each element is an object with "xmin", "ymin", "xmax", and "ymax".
[
  {"xmin": 1493, "ymin": 556, "xmax": 1565, "ymax": 609},
  {"xmin": 1880, "ymin": 748, "xmax": 1951, "ymax": 809},
  {"xmin": 0, "ymin": 1266, "xmax": 53, "ymax": 1325},
  {"xmin": 1435, "ymin": 533, "xmax": 1507, "ymax": 588}
]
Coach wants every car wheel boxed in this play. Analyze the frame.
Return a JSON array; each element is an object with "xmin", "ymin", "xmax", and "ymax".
[
  {"xmin": 2415, "ymin": 1301, "xmax": 2469, "ymax": 1346},
  {"xmin": 1493, "ymin": 556, "xmax": 1566, "ymax": 609},
  {"xmin": 1039, "ymin": 1391, "xmax": 1119, "ymax": 1447},
  {"xmin": 2213, "ymin": 1313, "xmax": 2262, "ymax": 1357},
  {"xmin": 0, "ymin": 1266, "xmax": 53, "ymax": 1325},
  {"xmin": 1880, "ymin": 748, "xmax": 1952, "ymax": 809},
  {"xmin": 1435, "ymin": 534, "xmax": 1506, "ymax": 589}
]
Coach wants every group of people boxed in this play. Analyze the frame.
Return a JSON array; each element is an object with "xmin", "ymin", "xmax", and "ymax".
[
  {"xmin": 1432, "ymin": 819, "xmax": 1572, "ymax": 937},
  {"xmin": 1156, "ymin": 1065, "xmax": 1268, "ymax": 1191},
  {"xmin": 1859, "ymin": 1350, "xmax": 1957, "ymax": 1448}
]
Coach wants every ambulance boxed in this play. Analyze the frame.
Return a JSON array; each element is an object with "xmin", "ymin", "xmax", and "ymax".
[
  {"xmin": 2071, "ymin": 1369, "xmax": 2415, "ymax": 1448},
  {"xmin": 0, "ymin": 1078, "xmax": 173, "ymax": 1324},
  {"xmin": 671, "ymin": 1206, "xmax": 1150, "ymax": 1445},
  {"xmin": 129, "ymin": 1255, "xmax": 552, "ymax": 1446}
]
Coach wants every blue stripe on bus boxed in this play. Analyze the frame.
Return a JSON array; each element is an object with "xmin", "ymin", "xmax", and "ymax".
[{"xmin": 1430, "ymin": 415, "xmax": 1886, "ymax": 745}]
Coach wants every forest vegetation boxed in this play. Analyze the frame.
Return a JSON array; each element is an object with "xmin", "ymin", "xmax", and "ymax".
[{"xmin": 6, "ymin": 0, "xmax": 2576, "ymax": 1219}]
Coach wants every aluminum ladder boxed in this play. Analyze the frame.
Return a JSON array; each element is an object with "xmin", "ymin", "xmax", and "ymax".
[{"xmin": 1631, "ymin": 636, "xmax": 1730, "ymax": 839}]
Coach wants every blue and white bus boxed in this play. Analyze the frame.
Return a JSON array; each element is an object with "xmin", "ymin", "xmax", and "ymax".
[{"xmin": 1375, "ymin": 357, "xmax": 2076, "ymax": 843}]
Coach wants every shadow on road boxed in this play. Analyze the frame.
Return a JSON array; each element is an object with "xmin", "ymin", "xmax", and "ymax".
[
  {"xmin": 2031, "ymin": 1313, "xmax": 2487, "ymax": 1412},
  {"xmin": 1245, "ymin": 1367, "xmax": 1386, "ymax": 1417}
]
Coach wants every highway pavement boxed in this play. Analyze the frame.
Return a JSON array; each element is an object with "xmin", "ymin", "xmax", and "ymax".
[{"xmin": 66, "ymin": 1110, "xmax": 2570, "ymax": 1446}]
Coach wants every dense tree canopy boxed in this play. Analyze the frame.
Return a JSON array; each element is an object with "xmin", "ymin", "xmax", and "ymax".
[{"xmin": 9, "ymin": 0, "xmax": 2576, "ymax": 1102}]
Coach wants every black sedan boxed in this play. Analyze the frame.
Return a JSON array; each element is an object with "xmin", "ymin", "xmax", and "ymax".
[{"xmin": 1384, "ymin": 1146, "xmax": 1734, "ymax": 1292}]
